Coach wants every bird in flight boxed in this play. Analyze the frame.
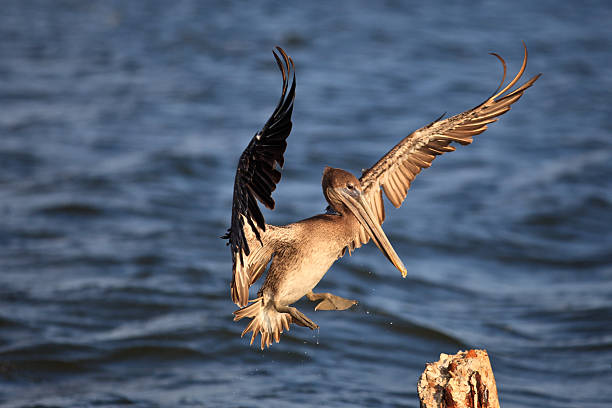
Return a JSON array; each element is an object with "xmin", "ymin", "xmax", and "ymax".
[{"xmin": 223, "ymin": 45, "xmax": 540, "ymax": 349}]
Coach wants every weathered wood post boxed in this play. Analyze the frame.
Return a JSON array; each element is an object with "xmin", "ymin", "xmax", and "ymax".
[{"xmin": 418, "ymin": 349, "xmax": 500, "ymax": 408}]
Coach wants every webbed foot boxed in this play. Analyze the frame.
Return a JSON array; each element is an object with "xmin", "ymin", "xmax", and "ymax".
[
  {"xmin": 307, "ymin": 291, "xmax": 358, "ymax": 311},
  {"xmin": 273, "ymin": 301, "xmax": 319, "ymax": 330}
]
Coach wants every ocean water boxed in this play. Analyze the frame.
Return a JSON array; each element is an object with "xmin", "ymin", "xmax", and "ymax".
[{"xmin": 1, "ymin": 1, "xmax": 611, "ymax": 407}]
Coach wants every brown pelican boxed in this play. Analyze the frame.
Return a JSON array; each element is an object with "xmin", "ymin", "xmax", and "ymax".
[{"xmin": 223, "ymin": 46, "xmax": 540, "ymax": 349}]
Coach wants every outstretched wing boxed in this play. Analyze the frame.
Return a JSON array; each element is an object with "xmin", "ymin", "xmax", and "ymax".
[
  {"xmin": 350, "ymin": 44, "xmax": 541, "ymax": 250},
  {"xmin": 222, "ymin": 47, "xmax": 296, "ymax": 307}
]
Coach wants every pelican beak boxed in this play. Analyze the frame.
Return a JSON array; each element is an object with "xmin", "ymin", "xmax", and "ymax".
[{"xmin": 335, "ymin": 187, "xmax": 408, "ymax": 277}]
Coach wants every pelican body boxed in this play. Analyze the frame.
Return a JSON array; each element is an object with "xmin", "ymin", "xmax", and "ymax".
[{"xmin": 223, "ymin": 46, "xmax": 540, "ymax": 349}]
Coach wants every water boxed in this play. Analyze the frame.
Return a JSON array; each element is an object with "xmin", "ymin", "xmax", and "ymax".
[{"xmin": 1, "ymin": 1, "xmax": 611, "ymax": 407}]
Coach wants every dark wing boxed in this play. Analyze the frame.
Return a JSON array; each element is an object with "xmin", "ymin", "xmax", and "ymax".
[
  {"xmin": 222, "ymin": 47, "xmax": 296, "ymax": 307},
  {"xmin": 350, "ymin": 44, "xmax": 541, "ymax": 250}
]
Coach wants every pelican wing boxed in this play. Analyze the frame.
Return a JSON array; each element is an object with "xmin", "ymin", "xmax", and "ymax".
[
  {"xmin": 351, "ymin": 45, "xmax": 541, "ymax": 250},
  {"xmin": 222, "ymin": 47, "xmax": 296, "ymax": 307}
]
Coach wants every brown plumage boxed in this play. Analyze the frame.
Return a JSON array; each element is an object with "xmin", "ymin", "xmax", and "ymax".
[
  {"xmin": 354, "ymin": 45, "xmax": 541, "ymax": 253},
  {"xmin": 223, "ymin": 45, "xmax": 540, "ymax": 349}
]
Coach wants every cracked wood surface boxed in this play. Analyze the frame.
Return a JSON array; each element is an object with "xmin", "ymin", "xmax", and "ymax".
[{"xmin": 418, "ymin": 349, "xmax": 500, "ymax": 408}]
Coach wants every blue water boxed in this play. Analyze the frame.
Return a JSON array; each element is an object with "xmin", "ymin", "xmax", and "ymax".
[{"xmin": 1, "ymin": 1, "xmax": 611, "ymax": 407}]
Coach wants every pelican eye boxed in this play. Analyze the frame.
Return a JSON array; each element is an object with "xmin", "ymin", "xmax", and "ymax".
[{"xmin": 347, "ymin": 183, "xmax": 355, "ymax": 189}]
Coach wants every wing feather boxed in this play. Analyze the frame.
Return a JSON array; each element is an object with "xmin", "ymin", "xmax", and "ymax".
[
  {"xmin": 351, "ymin": 44, "xmax": 540, "ymax": 250},
  {"xmin": 222, "ymin": 47, "xmax": 296, "ymax": 306}
]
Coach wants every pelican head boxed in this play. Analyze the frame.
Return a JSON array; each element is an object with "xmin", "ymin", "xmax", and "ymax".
[{"xmin": 322, "ymin": 167, "xmax": 408, "ymax": 277}]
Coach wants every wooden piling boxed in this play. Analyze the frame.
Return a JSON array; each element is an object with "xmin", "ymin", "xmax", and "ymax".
[{"xmin": 417, "ymin": 349, "xmax": 500, "ymax": 408}]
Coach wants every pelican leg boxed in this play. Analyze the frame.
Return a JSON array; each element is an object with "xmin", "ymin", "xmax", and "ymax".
[
  {"xmin": 273, "ymin": 301, "xmax": 319, "ymax": 330},
  {"xmin": 307, "ymin": 291, "xmax": 358, "ymax": 311}
]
